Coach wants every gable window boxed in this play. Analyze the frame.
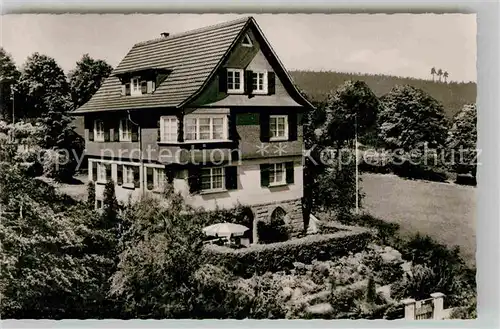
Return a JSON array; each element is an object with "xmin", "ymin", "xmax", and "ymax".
[
  {"xmin": 94, "ymin": 120, "xmax": 105, "ymax": 142},
  {"xmin": 269, "ymin": 163, "xmax": 286, "ymax": 186},
  {"xmin": 227, "ymin": 69, "xmax": 244, "ymax": 93},
  {"xmin": 269, "ymin": 115, "xmax": 288, "ymax": 141},
  {"xmin": 120, "ymin": 118, "xmax": 132, "ymax": 141},
  {"xmin": 160, "ymin": 116, "xmax": 178, "ymax": 142},
  {"xmin": 184, "ymin": 115, "xmax": 227, "ymax": 142},
  {"xmin": 252, "ymin": 71, "xmax": 268, "ymax": 93},
  {"xmin": 242, "ymin": 33, "xmax": 253, "ymax": 47},
  {"xmin": 201, "ymin": 167, "xmax": 225, "ymax": 192},
  {"xmin": 131, "ymin": 77, "xmax": 142, "ymax": 96}
]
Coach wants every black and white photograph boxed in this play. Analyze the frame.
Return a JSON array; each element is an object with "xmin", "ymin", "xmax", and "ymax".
[{"xmin": 0, "ymin": 11, "xmax": 482, "ymax": 321}]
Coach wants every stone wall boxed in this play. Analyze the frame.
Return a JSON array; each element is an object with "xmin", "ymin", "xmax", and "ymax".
[{"xmin": 251, "ymin": 198, "xmax": 304, "ymax": 243}]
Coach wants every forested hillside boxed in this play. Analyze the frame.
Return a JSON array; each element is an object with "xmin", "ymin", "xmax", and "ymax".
[{"xmin": 290, "ymin": 71, "xmax": 476, "ymax": 119}]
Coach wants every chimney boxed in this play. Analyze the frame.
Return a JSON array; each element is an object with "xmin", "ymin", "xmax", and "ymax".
[{"xmin": 161, "ymin": 32, "xmax": 170, "ymax": 38}]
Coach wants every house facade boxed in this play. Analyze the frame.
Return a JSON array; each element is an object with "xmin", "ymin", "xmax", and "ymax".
[{"xmin": 73, "ymin": 17, "xmax": 313, "ymax": 240}]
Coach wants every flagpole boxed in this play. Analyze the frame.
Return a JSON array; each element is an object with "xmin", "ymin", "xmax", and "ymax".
[{"xmin": 355, "ymin": 114, "xmax": 359, "ymax": 215}]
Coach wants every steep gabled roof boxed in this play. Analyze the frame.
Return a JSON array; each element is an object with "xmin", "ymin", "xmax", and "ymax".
[{"xmin": 75, "ymin": 17, "xmax": 311, "ymax": 113}]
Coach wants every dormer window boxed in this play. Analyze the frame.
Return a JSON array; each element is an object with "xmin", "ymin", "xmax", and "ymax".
[
  {"xmin": 242, "ymin": 33, "xmax": 253, "ymax": 47},
  {"xmin": 227, "ymin": 69, "xmax": 244, "ymax": 94},
  {"xmin": 131, "ymin": 77, "xmax": 141, "ymax": 96}
]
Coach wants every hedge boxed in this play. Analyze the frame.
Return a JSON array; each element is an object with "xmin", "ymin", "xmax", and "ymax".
[{"xmin": 202, "ymin": 228, "xmax": 372, "ymax": 278}]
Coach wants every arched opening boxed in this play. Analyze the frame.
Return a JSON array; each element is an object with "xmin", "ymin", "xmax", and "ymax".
[{"xmin": 257, "ymin": 207, "xmax": 290, "ymax": 244}]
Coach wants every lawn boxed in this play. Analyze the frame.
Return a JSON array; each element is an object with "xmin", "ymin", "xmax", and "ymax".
[{"xmin": 361, "ymin": 173, "xmax": 476, "ymax": 266}]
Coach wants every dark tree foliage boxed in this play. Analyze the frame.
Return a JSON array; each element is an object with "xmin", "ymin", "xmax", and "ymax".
[
  {"xmin": 68, "ymin": 54, "xmax": 113, "ymax": 108},
  {"xmin": 87, "ymin": 180, "xmax": 96, "ymax": 208},
  {"xmin": 378, "ymin": 85, "xmax": 448, "ymax": 151},
  {"xmin": 17, "ymin": 53, "xmax": 71, "ymax": 118},
  {"xmin": 446, "ymin": 104, "xmax": 477, "ymax": 176},
  {"xmin": 0, "ymin": 47, "xmax": 20, "ymax": 122}
]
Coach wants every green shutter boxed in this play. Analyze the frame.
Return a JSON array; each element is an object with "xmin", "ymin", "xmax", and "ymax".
[
  {"xmin": 131, "ymin": 123, "xmax": 139, "ymax": 142},
  {"xmin": 133, "ymin": 166, "xmax": 140, "ymax": 188},
  {"xmin": 116, "ymin": 165, "xmax": 123, "ymax": 185},
  {"xmin": 267, "ymin": 72, "xmax": 276, "ymax": 95},
  {"xmin": 146, "ymin": 167, "xmax": 154, "ymax": 190},
  {"xmin": 113, "ymin": 120, "xmax": 120, "ymax": 142},
  {"xmin": 260, "ymin": 113, "xmax": 270, "ymax": 142},
  {"xmin": 87, "ymin": 117, "xmax": 94, "ymax": 141},
  {"xmin": 286, "ymin": 162, "xmax": 294, "ymax": 184},
  {"xmin": 260, "ymin": 164, "xmax": 270, "ymax": 187},
  {"xmin": 157, "ymin": 119, "xmax": 161, "ymax": 142},
  {"xmin": 125, "ymin": 83, "xmax": 131, "ymax": 96},
  {"xmin": 104, "ymin": 121, "xmax": 110, "ymax": 142},
  {"xmin": 92, "ymin": 161, "xmax": 97, "ymax": 181},
  {"xmin": 218, "ymin": 68, "xmax": 227, "ymax": 93},
  {"xmin": 188, "ymin": 167, "xmax": 201, "ymax": 194},
  {"xmin": 245, "ymin": 70, "xmax": 253, "ymax": 94},
  {"xmin": 105, "ymin": 163, "xmax": 112, "ymax": 182},
  {"xmin": 225, "ymin": 166, "xmax": 238, "ymax": 190}
]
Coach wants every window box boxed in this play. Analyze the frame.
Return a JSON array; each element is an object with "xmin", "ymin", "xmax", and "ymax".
[{"xmin": 227, "ymin": 69, "xmax": 244, "ymax": 94}]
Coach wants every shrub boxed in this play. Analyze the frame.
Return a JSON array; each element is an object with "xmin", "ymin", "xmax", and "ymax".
[
  {"xmin": 203, "ymin": 228, "xmax": 372, "ymax": 278},
  {"xmin": 42, "ymin": 148, "xmax": 77, "ymax": 182},
  {"xmin": 337, "ymin": 213, "xmax": 400, "ymax": 245}
]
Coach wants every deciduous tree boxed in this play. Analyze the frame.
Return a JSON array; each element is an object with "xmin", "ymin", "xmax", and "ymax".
[{"xmin": 0, "ymin": 48, "xmax": 20, "ymax": 122}]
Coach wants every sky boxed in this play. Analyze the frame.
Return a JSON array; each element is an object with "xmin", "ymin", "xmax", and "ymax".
[{"xmin": 1, "ymin": 14, "xmax": 477, "ymax": 82}]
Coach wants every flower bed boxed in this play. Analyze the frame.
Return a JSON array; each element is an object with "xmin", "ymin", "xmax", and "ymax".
[{"xmin": 203, "ymin": 227, "xmax": 372, "ymax": 278}]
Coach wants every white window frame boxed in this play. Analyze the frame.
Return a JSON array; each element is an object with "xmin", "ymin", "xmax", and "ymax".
[
  {"xmin": 119, "ymin": 118, "xmax": 132, "ymax": 142},
  {"xmin": 131, "ymin": 76, "xmax": 141, "ymax": 96},
  {"xmin": 227, "ymin": 68, "xmax": 244, "ymax": 94},
  {"xmin": 269, "ymin": 163, "xmax": 286, "ymax": 186},
  {"xmin": 183, "ymin": 114, "xmax": 228, "ymax": 142},
  {"xmin": 123, "ymin": 165, "xmax": 135, "ymax": 186},
  {"xmin": 269, "ymin": 115, "xmax": 289, "ymax": 141},
  {"xmin": 201, "ymin": 167, "xmax": 225, "ymax": 192},
  {"xmin": 242, "ymin": 33, "xmax": 253, "ymax": 47},
  {"xmin": 97, "ymin": 162, "xmax": 107, "ymax": 183},
  {"xmin": 153, "ymin": 167, "xmax": 166, "ymax": 190},
  {"xmin": 94, "ymin": 120, "xmax": 105, "ymax": 142},
  {"xmin": 252, "ymin": 71, "xmax": 268, "ymax": 94},
  {"xmin": 160, "ymin": 116, "xmax": 178, "ymax": 142}
]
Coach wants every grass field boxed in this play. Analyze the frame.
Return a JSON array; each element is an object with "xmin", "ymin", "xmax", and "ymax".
[{"xmin": 361, "ymin": 173, "xmax": 476, "ymax": 266}]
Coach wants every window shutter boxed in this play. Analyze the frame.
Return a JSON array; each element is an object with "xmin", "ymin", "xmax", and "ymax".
[
  {"xmin": 288, "ymin": 113, "xmax": 298, "ymax": 141},
  {"xmin": 165, "ymin": 167, "xmax": 175, "ymax": 184},
  {"xmin": 286, "ymin": 162, "xmax": 294, "ymax": 184},
  {"xmin": 188, "ymin": 167, "xmax": 201, "ymax": 194},
  {"xmin": 92, "ymin": 162, "xmax": 97, "ymax": 181},
  {"xmin": 133, "ymin": 166, "xmax": 140, "ymax": 188},
  {"xmin": 219, "ymin": 68, "xmax": 228, "ymax": 93},
  {"xmin": 141, "ymin": 81, "xmax": 147, "ymax": 94},
  {"xmin": 88, "ymin": 119, "xmax": 94, "ymax": 141},
  {"xmin": 260, "ymin": 164, "xmax": 270, "ymax": 187},
  {"xmin": 131, "ymin": 123, "xmax": 139, "ymax": 142},
  {"xmin": 267, "ymin": 72, "xmax": 276, "ymax": 95},
  {"xmin": 157, "ymin": 119, "xmax": 161, "ymax": 142},
  {"xmin": 146, "ymin": 167, "xmax": 154, "ymax": 190},
  {"xmin": 228, "ymin": 112, "xmax": 237, "ymax": 141},
  {"xmin": 104, "ymin": 121, "xmax": 110, "ymax": 142},
  {"xmin": 121, "ymin": 84, "xmax": 126, "ymax": 96},
  {"xmin": 116, "ymin": 165, "xmax": 123, "ymax": 185},
  {"xmin": 177, "ymin": 114, "xmax": 184, "ymax": 142},
  {"xmin": 225, "ymin": 166, "xmax": 238, "ymax": 190},
  {"xmin": 113, "ymin": 120, "xmax": 120, "ymax": 142},
  {"xmin": 260, "ymin": 113, "xmax": 270, "ymax": 142},
  {"xmin": 245, "ymin": 70, "xmax": 253, "ymax": 95},
  {"xmin": 125, "ymin": 83, "xmax": 131, "ymax": 96},
  {"xmin": 105, "ymin": 163, "xmax": 112, "ymax": 182}
]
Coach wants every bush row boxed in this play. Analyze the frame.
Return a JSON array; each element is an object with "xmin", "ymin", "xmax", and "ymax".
[{"xmin": 203, "ymin": 228, "xmax": 372, "ymax": 278}]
